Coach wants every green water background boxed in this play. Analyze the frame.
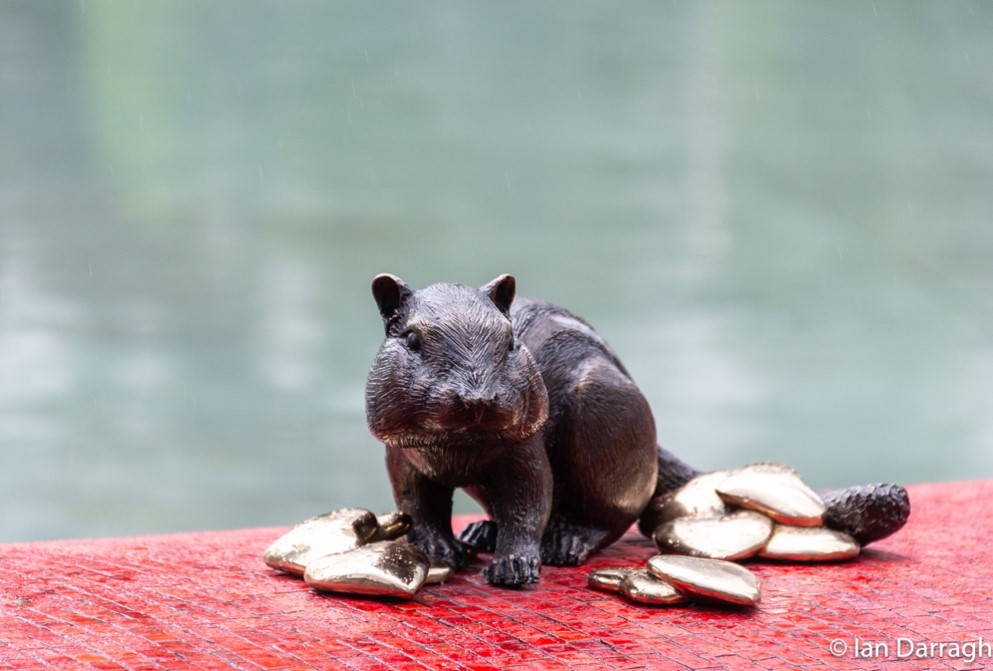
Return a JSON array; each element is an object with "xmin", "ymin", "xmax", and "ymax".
[{"xmin": 1, "ymin": 1, "xmax": 991, "ymax": 541}]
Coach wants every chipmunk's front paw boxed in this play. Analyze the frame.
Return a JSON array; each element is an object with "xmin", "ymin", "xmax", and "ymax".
[{"xmin": 483, "ymin": 553, "xmax": 540, "ymax": 586}]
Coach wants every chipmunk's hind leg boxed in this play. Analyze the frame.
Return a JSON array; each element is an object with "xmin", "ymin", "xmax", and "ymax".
[
  {"xmin": 540, "ymin": 518, "xmax": 610, "ymax": 566},
  {"xmin": 457, "ymin": 519, "xmax": 498, "ymax": 553}
]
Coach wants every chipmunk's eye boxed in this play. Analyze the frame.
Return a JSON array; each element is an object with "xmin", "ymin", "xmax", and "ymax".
[
  {"xmin": 508, "ymin": 338, "xmax": 516, "ymax": 353},
  {"xmin": 404, "ymin": 331, "xmax": 422, "ymax": 352}
]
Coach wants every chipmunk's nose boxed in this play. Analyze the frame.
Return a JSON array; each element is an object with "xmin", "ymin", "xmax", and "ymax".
[
  {"xmin": 456, "ymin": 389, "xmax": 499, "ymax": 424},
  {"xmin": 459, "ymin": 390, "xmax": 495, "ymax": 408}
]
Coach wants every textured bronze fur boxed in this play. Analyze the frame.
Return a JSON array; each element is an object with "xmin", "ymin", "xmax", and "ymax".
[{"xmin": 365, "ymin": 274, "xmax": 909, "ymax": 586}]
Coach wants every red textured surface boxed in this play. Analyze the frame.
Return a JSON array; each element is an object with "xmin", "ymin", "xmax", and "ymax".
[{"xmin": 1, "ymin": 480, "xmax": 991, "ymax": 671}]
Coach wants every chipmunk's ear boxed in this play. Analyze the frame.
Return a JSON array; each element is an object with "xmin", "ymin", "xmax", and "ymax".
[
  {"xmin": 481, "ymin": 274, "xmax": 516, "ymax": 317},
  {"xmin": 372, "ymin": 274, "xmax": 412, "ymax": 326}
]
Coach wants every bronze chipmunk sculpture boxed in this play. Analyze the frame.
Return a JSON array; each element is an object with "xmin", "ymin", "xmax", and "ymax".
[{"xmin": 365, "ymin": 274, "xmax": 910, "ymax": 586}]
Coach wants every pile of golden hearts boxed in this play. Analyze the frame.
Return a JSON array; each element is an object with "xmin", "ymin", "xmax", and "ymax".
[{"xmin": 590, "ymin": 462, "xmax": 859, "ymax": 608}]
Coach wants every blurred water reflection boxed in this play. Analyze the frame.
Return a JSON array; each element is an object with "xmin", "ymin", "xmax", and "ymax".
[{"xmin": 1, "ymin": 1, "xmax": 991, "ymax": 541}]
